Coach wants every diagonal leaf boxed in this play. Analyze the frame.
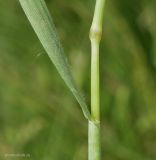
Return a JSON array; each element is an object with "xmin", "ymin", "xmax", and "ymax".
[{"xmin": 18, "ymin": 0, "xmax": 91, "ymax": 120}]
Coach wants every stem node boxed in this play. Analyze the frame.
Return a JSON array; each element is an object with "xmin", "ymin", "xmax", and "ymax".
[{"xmin": 90, "ymin": 28, "xmax": 102, "ymax": 43}]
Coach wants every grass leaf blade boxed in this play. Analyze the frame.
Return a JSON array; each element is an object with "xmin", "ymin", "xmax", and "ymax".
[{"xmin": 18, "ymin": 0, "xmax": 91, "ymax": 120}]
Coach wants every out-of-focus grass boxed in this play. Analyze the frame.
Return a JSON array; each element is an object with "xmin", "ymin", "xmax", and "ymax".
[{"xmin": 0, "ymin": 0, "xmax": 156, "ymax": 159}]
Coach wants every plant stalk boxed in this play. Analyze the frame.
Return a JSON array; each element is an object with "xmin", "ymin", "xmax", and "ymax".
[{"xmin": 88, "ymin": 0, "xmax": 106, "ymax": 160}]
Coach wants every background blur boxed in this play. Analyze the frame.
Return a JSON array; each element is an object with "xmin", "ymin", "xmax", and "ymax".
[{"xmin": 0, "ymin": 0, "xmax": 156, "ymax": 159}]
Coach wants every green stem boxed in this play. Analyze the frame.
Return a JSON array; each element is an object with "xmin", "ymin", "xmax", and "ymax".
[{"xmin": 88, "ymin": 0, "xmax": 106, "ymax": 160}]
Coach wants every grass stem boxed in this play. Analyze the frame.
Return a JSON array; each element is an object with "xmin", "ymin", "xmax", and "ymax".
[{"xmin": 88, "ymin": 0, "xmax": 106, "ymax": 159}]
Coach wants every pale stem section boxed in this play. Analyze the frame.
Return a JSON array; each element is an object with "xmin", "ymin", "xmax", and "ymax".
[{"xmin": 88, "ymin": 0, "xmax": 106, "ymax": 160}]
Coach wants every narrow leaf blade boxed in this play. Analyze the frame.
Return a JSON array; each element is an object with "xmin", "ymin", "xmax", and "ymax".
[{"xmin": 18, "ymin": 0, "xmax": 91, "ymax": 120}]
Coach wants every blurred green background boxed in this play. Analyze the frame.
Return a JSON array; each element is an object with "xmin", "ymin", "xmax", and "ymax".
[{"xmin": 0, "ymin": 0, "xmax": 156, "ymax": 159}]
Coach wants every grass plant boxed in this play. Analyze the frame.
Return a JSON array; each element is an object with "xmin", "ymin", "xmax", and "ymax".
[
  {"xmin": 19, "ymin": 0, "xmax": 106, "ymax": 159},
  {"xmin": 0, "ymin": 0, "xmax": 156, "ymax": 159}
]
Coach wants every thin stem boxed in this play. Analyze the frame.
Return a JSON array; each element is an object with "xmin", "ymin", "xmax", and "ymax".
[
  {"xmin": 88, "ymin": 0, "xmax": 106, "ymax": 160},
  {"xmin": 90, "ymin": 0, "xmax": 106, "ymax": 121},
  {"xmin": 91, "ymin": 38, "xmax": 100, "ymax": 121}
]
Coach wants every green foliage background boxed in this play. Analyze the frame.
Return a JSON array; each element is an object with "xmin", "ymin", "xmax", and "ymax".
[{"xmin": 0, "ymin": 0, "xmax": 156, "ymax": 159}]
